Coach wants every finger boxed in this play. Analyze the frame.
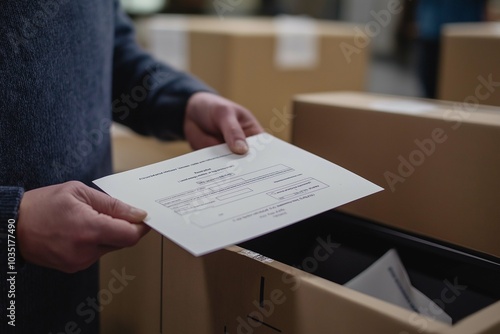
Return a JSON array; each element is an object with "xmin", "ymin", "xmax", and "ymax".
[
  {"xmin": 217, "ymin": 112, "xmax": 249, "ymax": 154},
  {"xmin": 79, "ymin": 186, "xmax": 148, "ymax": 223},
  {"xmin": 244, "ymin": 119, "xmax": 265, "ymax": 136},
  {"xmin": 239, "ymin": 111, "xmax": 264, "ymax": 137},
  {"xmin": 93, "ymin": 214, "xmax": 151, "ymax": 248},
  {"xmin": 185, "ymin": 121, "xmax": 224, "ymax": 150},
  {"xmin": 97, "ymin": 226, "xmax": 151, "ymax": 255}
]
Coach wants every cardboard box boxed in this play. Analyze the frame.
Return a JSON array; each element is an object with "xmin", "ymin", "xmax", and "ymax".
[
  {"xmin": 162, "ymin": 242, "xmax": 454, "ymax": 334},
  {"xmin": 438, "ymin": 22, "xmax": 500, "ymax": 107},
  {"xmin": 487, "ymin": 0, "xmax": 500, "ymax": 21},
  {"xmin": 162, "ymin": 207, "xmax": 500, "ymax": 334},
  {"xmin": 136, "ymin": 15, "xmax": 369, "ymax": 141},
  {"xmin": 111, "ymin": 123, "xmax": 192, "ymax": 172},
  {"xmin": 292, "ymin": 91, "xmax": 500, "ymax": 259},
  {"xmin": 99, "ymin": 231, "xmax": 162, "ymax": 334}
]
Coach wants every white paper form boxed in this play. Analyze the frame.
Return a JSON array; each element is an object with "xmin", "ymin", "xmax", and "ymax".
[{"xmin": 94, "ymin": 133, "xmax": 383, "ymax": 256}]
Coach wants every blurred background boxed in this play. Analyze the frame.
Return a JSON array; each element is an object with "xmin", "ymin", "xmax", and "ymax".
[
  {"xmin": 120, "ymin": 0, "xmax": 500, "ymax": 99},
  {"xmin": 111, "ymin": 0, "xmax": 500, "ymax": 173}
]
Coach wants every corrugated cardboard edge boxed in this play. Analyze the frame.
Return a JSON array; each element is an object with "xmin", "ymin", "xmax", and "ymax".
[{"xmin": 227, "ymin": 245, "xmax": 450, "ymax": 334}]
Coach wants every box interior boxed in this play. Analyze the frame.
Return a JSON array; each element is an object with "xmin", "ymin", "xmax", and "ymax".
[{"xmin": 239, "ymin": 209, "xmax": 500, "ymax": 325}]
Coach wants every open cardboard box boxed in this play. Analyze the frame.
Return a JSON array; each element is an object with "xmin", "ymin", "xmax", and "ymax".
[
  {"xmin": 161, "ymin": 209, "xmax": 500, "ymax": 334},
  {"xmin": 101, "ymin": 92, "xmax": 500, "ymax": 333}
]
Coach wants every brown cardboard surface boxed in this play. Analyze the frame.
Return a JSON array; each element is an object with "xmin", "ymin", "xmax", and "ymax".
[
  {"xmin": 489, "ymin": 10, "xmax": 500, "ymax": 22},
  {"xmin": 111, "ymin": 123, "xmax": 192, "ymax": 172},
  {"xmin": 291, "ymin": 271, "xmax": 449, "ymax": 334},
  {"xmin": 163, "ymin": 241, "xmax": 500, "ymax": 334},
  {"xmin": 162, "ymin": 238, "xmax": 215, "ymax": 333},
  {"xmin": 139, "ymin": 15, "xmax": 369, "ymax": 141},
  {"xmin": 438, "ymin": 22, "xmax": 500, "ymax": 107},
  {"xmin": 292, "ymin": 91, "xmax": 500, "ymax": 258},
  {"xmin": 99, "ymin": 231, "xmax": 162, "ymax": 334}
]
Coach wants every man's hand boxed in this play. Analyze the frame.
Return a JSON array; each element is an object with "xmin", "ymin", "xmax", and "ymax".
[
  {"xmin": 17, "ymin": 181, "xmax": 150, "ymax": 273},
  {"xmin": 184, "ymin": 92, "xmax": 264, "ymax": 154}
]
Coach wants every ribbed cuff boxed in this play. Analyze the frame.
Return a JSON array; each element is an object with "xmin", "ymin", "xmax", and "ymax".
[
  {"xmin": 0, "ymin": 186, "xmax": 24, "ymax": 225},
  {"xmin": 0, "ymin": 186, "xmax": 25, "ymax": 269}
]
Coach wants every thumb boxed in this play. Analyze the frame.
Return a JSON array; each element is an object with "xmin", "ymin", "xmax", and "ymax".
[{"xmin": 79, "ymin": 186, "xmax": 148, "ymax": 223}]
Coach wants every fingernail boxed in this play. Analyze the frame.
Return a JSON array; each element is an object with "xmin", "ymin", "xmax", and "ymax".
[
  {"xmin": 130, "ymin": 206, "xmax": 148, "ymax": 218},
  {"xmin": 234, "ymin": 140, "xmax": 248, "ymax": 154}
]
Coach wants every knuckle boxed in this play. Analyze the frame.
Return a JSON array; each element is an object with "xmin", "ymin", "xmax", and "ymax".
[
  {"xmin": 214, "ymin": 104, "xmax": 232, "ymax": 117},
  {"xmin": 108, "ymin": 197, "xmax": 122, "ymax": 214},
  {"xmin": 62, "ymin": 181, "xmax": 89, "ymax": 201},
  {"xmin": 64, "ymin": 180, "xmax": 84, "ymax": 190}
]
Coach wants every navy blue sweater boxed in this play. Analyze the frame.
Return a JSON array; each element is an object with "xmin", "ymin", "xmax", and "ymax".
[{"xmin": 0, "ymin": 1, "xmax": 212, "ymax": 332}]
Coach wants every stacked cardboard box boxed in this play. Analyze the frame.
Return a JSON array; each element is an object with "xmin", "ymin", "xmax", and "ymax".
[
  {"xmin": 137, "ymin": 15, "xmax": 369, "ymax": 141},
  {"xmin": 439, "ymin": 22, "xmax": 500, "ymax": 107}
]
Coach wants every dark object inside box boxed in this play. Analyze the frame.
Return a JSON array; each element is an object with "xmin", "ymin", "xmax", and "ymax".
[{"xmin": 239, "ymin": 210, "xmax": 500, "ymax": 324}]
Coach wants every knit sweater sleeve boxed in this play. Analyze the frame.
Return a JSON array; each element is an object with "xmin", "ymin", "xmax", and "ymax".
[{"xmin": 111, "ymin": 1, "xmax": 215, "ymax": 140}]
